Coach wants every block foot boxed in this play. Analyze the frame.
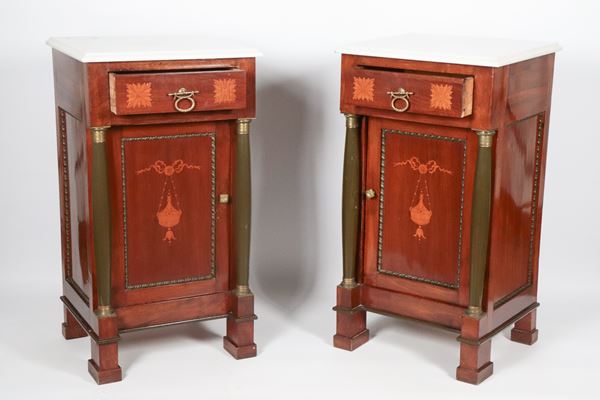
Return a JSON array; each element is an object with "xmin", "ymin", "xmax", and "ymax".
[
  {"xmin": 510, "ymin": 309, "xmax": 538, "ymax": 345},
  {"xmin": 62, "ymin": 305, "xmax": 87, "ymax": 340},
  {"xmin": 223, "ymin": 336, "xmax": 257, "ymax": 359},
  {"xmin": 456, "ymin": 338, "xmax": 493, "ymax": 385},
  {"xmin": 333, "ymin": 329, "xmax": 370, "ymax": 351},
  {"xmin": 88, "ymin": 359, "xmax": 122, "ymax": 385},
  {"xmin": 225, "ymin": 292, "xmax": 257, "ymax": 360},
  {"xmin": 456, "ymin": 361, "xmax": 494, "ymax": 385}
]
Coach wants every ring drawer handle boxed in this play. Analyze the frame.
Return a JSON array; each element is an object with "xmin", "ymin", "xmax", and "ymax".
[
  {"xmin": 387, "ymin": 88, "xmax": 414, "ymax": 113},
  {"xmin": 168, "ymin": 87, "xmax": 199, "ymax": 113}
]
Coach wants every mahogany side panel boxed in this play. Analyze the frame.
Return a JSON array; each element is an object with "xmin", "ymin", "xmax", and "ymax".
[
  {"xmin": 64, "ymin": 111, "xmax": 93, "ymax": 302},
  {"xmin": 505, "ymin": 55, "xmax": 555, "ymax": 123},
  {"xmin": 52, "ymin": 50, "xmax": 85, "ymax": 120},
  {"xmin": 53, "ymin": 50, "xmax": 94, "ymax": 314},
  {"xmin": 487, "ymin": 54, "xmax": 554, "ymax": 311}
]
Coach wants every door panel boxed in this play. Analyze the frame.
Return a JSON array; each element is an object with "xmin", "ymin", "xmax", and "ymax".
[
  {"xmin": 363, "ymin": 118, "xmax": 476, "ymax": 306},
  {"xmin": 110, "ymin": 121, "xmax": 231, "ymax": 306}
]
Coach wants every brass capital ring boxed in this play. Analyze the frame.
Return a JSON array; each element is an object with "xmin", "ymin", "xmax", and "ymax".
[{"xmin": 174, "ymin": 96, "xmax": 196, "ymax": 113}]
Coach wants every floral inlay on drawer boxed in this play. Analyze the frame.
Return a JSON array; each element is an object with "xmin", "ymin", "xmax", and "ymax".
[
  {"xmin": 344, "ymin": 68, "xmax": 473, "ymax": 118},
  {"xmin": 126, "ymin": 82, "xmax": 153, "ymax": 109},
  {"xmin": 213, "ymin": 78, "xmax": 237, "ymax": 104},
  {"xmin": 352, "ymin": 77, "xmax": 375, "ymax": 101},
  {"xmin": 109, "ymin": 69, "xmax": 247, "ymax": 116},
  {"xmin": 429, "ymin": 84, "xmax": 453, "ymax": 111}
]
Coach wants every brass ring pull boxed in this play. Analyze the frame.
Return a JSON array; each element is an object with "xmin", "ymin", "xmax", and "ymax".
[
  {"xmin": 168, "ymin": 88, "xmax": 199, "ymax": 113},
  {"xmin": 387, "ymin": 88, "xmax": 414, "ymax": 113}
]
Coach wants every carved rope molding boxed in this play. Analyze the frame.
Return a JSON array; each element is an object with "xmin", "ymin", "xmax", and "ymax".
[{"xmin": 59, "ymin": 108, "xmax": 90, "ymax": 304}]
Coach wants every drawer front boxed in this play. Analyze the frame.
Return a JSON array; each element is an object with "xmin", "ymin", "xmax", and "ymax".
[
  {"xmin": 109, "ymin": 69, "xmax": 246, "ymax": 115},
  {"xmin": 343, "ymin": 68, "xmax": 473, "ymax": 118}
]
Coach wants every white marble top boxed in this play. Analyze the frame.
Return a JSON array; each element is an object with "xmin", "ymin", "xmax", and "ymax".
[
  {"xmin": 47, "ymin": 36, "xmax": 262, "ymax": 63},
  {"xmin": 337, "ymin": 34, "xmax": 560, "ymax": 67}
]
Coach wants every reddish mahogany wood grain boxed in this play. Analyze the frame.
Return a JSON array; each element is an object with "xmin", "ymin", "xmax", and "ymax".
[
  {"xmin": 86, "ymin": 58, "xmax": 256, "ymax": 127},
  {"xmin": 109, "ymin": 69, "xmax": 246, "ymax": 115},
  {"xmin": 52, "ymin": 50, "xmax": 86, "ymax": 120},
  {"xmin": 64, "ymin": 112, "xmax": 93, "ymax": 301},
  {"xmin": 53, "ymin": 50, "xmax": 257, "ymax": 383},
  {"xmin": 488, "ymin": 116, "xmax": 540, "ymax": 307},
  {"xmin": 505, "ymin": 55, "xmax": 554, "ymax": 123},
  {"xmin": 361, "ymin": 285, "xmax": 463, "ymax": 330},
  {"xmin": 109, "ymin": 121, "xmax": 231, "ymax": 307},
  {"xmin": 336, "ymin": 52, "xmax": 556, "ymax": 384},
  {"xmin": 340, "ymin": 54, "xmax": 498, "ymax": 130},
  {"xmin": 224, "ymin": 294, "xmax": 257, "ymax": 359},
  {"xmin": 333, "ymin": 285, "xmax": 369, "ymax": 351},
  {"xmin": 344, "ymin": 67, "xmax": 473, "ymax": 118},
  {"xmin": 62, "ymin": 305, "xmax": 88, "ymax": 340},
  {"xmin": 362, "ymin": 117, "xmax": 476, "ymax": 306},
  {"xmin": 116, "ymin": 293, "xmax": 229, "ymax": 330}
]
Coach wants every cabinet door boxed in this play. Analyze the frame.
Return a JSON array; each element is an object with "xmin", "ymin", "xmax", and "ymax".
[
  {"xmin": 109, "ymin": 121, "xmax": 231, "ymax": 306},
  {"xmin": 363, "ymin": 118, "xmax": 476, "ymax": 306}
]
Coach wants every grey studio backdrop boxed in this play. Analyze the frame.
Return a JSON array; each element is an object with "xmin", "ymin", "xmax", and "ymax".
[{"xmin": 0, "ymin": 0, "xmax": 599, "ymax": 399}]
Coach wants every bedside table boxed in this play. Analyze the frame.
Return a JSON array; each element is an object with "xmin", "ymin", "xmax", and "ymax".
[
  {"xmin": 333, "ymin": 34, "xmax": 559, "ymax": 384},
  {"xmin": 48, "ymin": 36, "xmax": 260, "ymax": 384}
]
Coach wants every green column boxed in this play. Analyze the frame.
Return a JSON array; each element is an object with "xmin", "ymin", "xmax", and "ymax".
[
  {"xmin": 341, "ymin": 114, "xmax": 362, "ymax": 288},
  {"xmin": 234, "ymin": 119, "xmax": 252, "ymax": 296},
  {"xmin": 467, "ymin": 129, "xmax": 496, "ymax": 317},
  {"xmin": 90, "ymin": 126, "xmax": 113, "ymax": 317}
]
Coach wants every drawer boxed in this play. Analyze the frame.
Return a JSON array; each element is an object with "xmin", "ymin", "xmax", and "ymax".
[
  {"xmin": 109, "ymin": 68, "xmax": 247, "ymax": 115},
  {"xmin": 343, "ymin": 67, "xmax": 473, "ymax": 118}
]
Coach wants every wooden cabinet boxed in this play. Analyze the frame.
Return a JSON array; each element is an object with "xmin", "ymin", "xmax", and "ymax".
[
  {"xmin": 48, "ymin": 36, "xmax": 260, "ymax": 384},
  {"xmin": 333, "ymin": 35, "xmax": 559, "ymax": 384}
]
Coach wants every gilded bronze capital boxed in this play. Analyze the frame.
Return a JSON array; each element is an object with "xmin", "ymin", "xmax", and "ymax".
[
  {"xmin": 344, "ymin": 113, "xmax": 360, "ymax": 129},
  {"xmin": 236, "ymin": 285, "xmax": 251, "ymax": 296},
  {"xmin": 341, "ymin": 277, "xmax": 357, "ymax": 289},
  {"xmin": 237, "ymin": 119, "xmax": 252, "ymax": 135},
  {"xmin": 91, "ymin": 126, "xmax": 110, "ymax": 144},
  {"xmin": 474, "ymin": 129, "xmax": 496, "ymax": 148}
]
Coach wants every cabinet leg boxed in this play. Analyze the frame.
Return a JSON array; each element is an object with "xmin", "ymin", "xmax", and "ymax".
[
  {"xmin": 88, "ymin": 340, "xmax": 122, "ymax": 385},
  {"xmin": 334, "ymin": 309, "xmax": 369, "ymax": 351},
  {"xmin": 510, "ymin": 309, "xmax": 538, "ymax": 345},
  {"xmin": 62, "ymin": 305, "xmax": 87, "ymax": 340},
  {"xmin": 333, "ymin": 285, "xmax": 369, "ymax": 351},
  {"xmin": 87, "ymin": 315, "xmax": 121, "ymax": 385},
  {"xmin": 456, "ymin": 341, "xmax": 494, "ymax": 385},
  {"xmin": 224, "ymin": 293, "xmax": 257, "ymax": 359}
]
